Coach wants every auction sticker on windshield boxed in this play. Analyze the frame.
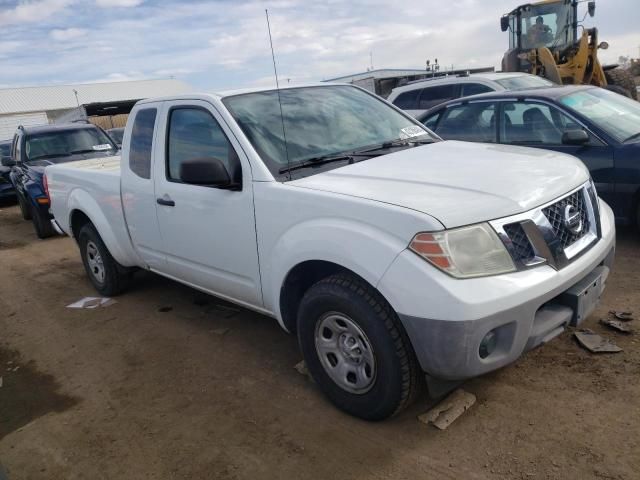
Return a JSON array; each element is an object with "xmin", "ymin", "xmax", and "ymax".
[
  {"xmin": 399, "ymin": 125, "xmax": 428, "ymax": 139},
  {"xmin": 93, "ymin": 144, "xmax": 113, "ymax": 151}
]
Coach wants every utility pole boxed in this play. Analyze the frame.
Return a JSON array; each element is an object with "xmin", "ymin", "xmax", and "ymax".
[{"xmin": 369, "ymin": 51, "xmax": 374, "ymax": 71}]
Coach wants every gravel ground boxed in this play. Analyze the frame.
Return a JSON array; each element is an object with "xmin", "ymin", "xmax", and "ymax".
[{"xmin": 0, "ymin": 202, "xmax": 638, "ymax": 480}]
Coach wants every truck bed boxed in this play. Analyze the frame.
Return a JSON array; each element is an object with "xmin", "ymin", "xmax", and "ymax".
[{"xmin": 46, "ymin": 155, "xmax": 141, "ymax": 267}]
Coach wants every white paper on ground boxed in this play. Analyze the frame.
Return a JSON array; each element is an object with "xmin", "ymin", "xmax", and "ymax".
[{"xmin": 66, "ymin": 297, "xmax": 116, "ymax": 309}]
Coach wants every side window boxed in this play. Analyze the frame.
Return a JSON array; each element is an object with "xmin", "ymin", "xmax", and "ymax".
[
  {"xmin": 461, "ymin": 83, "xmax": 494, "ymax": 97},
  {"xmin": 422, "ymin": 112, "xmax": 441, "ymax": 131},
  {"xmin": 418, "ymin": 85, "xmax": 457, "ymax": 110},
  {"xmin": 392, "ymin": 89, "xmax": 420, "ymax": 110},
  {"xmin": 434, "ymin": 103, "xmax": 497, "ymax": 143},
  {"xmin": 129, "ymin": 108, "xmax": 157, "ymax": 179},
  {"xmin": 502, "ymin": 101, "xmax": 588, "ymax": 145},
  {"xmin": 167, "ymin": 107, "xmax": 240, "ymax": 184}
]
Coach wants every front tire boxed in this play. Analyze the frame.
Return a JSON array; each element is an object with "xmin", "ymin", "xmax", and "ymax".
[
  {"xmin": 78, "ymin": 224, "xmax": 129, "ymax": 296},
  {"xmin": 30, "ymin": 204, "xmax": 55, "ymax": 239},
  {"xmin": 17, "ymin": 192, "xmax": 32, "ymax": 220},
  {"xmin": 297, "ymin": 273, "xmax": 421, "ymax": 420}
]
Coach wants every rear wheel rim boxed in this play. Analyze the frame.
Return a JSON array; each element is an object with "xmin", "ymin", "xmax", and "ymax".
[
  {"xmin": 314, "ymin": 312, "xmax": 376, "ymax": 394},
  {"xmin": 86, "ymin": 241, "xmax": 105, "ymax": 284}
]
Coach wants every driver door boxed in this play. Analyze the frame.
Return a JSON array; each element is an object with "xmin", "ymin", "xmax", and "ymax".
[{"xmin": 152, "ymin": 100, "xmax": 262, "ymax": 307}]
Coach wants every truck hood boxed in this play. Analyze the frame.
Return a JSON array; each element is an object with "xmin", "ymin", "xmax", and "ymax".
[{"xmin": 288, "ymin": 140, "xmax": 589, "ymax": 228}]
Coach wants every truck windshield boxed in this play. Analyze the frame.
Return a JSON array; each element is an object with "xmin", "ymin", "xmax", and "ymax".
[
  {"xmin": 560, "ymin": 88, "xmax": 640, "ymax": 143},
  {"xmin": 25, "ymin": 127, "xmax": 117, "ymax": 162},
  {"xmin": 223, "ymin": 85, "xmax": 435, "ymax": 179},
  {"xmin": 519, "ymin": 3, "xmax": 575, "ymax": 51}
]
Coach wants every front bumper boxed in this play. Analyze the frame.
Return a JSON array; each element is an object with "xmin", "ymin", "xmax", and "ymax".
[{"xmin": 377, "ymin": 200, "xmax": 616, "ymax": 381}]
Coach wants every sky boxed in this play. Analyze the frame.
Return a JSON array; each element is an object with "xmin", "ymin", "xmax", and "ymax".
[{"xmin": 0, "ymin": 0, "xmax": 638, "ymax": 91}]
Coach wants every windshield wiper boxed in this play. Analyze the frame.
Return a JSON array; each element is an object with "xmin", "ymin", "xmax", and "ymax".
[
  {"xmin": 279, "ymin": 154, "xmax": 355, "ymax": 174},
  {"xmin": 28, "ymin": 153, "xmax": 72, "ymax": 161},
  {"xmin": 71, "ymin": 148, "xmax": 113, "ymax": 154},
  {"xmin": 623, "ymin": 132, "xmax": 640, "ymax": 143}
]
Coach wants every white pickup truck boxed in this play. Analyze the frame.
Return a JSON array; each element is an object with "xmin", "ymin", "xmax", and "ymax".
[{"xmin": 46, "ymin": 84, "xmax": 615, "ymax": 420}]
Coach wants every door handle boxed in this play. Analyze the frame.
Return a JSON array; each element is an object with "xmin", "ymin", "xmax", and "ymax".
[{"xmin": 156, "ymin": 196, "xmax": 175, "ymax": 207}]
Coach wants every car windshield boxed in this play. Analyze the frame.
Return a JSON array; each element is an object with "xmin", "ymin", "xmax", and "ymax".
[
  {"xmin": 559, "ymin": 88, "xmax": 640, "ymax": 143},
  {"xmin": 108, "ymin": 128, "xmax": 124, "ymax": 144},
  {"xmin": 494, "ymin": 75, "xmax": 554, "ymax": 90},
  {"xmin": 223, "ymin": 85, "xmax": 435, "ymax": 179},
  {"xmin": 25, "ymin": 127, "xmax": 116, "ymax": 162}
]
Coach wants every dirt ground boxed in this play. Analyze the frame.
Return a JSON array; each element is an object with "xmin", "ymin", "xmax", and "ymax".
[{"xmin": 0, "ymin": 202, "xmax": 638, "ymax": 480}]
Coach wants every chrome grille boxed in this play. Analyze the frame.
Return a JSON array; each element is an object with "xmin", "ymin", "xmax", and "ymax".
[
  {"xmin": 542, "ymin": 190, "xmax": 590, "ymax": 249},
  {"xmin": 490, "ymin": 182, "xmax": 599, "ymax": 271},
  {"xmin": 503, "ymin": 223, "xmax": 535, "ymax": 263}
]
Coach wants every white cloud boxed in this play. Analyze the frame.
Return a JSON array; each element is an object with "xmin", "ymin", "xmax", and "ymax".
[
  {"xmin": 95, "ymin": 0, "xmax": 144, "ymax": 7},
  {"xmin": 49, "ymin": 27, "xmax": 88, "ymax": 41},
  {"xmin": 0, "ymin": 0, "xmax": 75, "ymax": 26}
]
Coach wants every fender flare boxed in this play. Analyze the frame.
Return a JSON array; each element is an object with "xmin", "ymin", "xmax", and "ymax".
[
  {"xmin": 264, "ymin": 217, "xmax": 408, "ymax": 329},
  {"xmin": 66, "ymin": 188, "xmax": 140, "ymax": 267}
]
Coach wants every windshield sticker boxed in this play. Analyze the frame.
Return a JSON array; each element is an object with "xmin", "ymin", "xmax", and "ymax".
[
  {"xmin": 92, "ymin": 144, "xmax": 112, "ymax": 151},
  {"xmin": 399, "ymin": 125, "xmax": 428, "ymax": 139}
]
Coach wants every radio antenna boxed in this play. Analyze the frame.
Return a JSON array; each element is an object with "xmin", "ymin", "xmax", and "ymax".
[{"xmin": 265, "ymin": 9, "xmax": 291, "ymax": 178}]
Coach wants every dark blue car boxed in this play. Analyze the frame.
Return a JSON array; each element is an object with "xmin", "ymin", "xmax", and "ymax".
[
  {"xmin": 4, "ymin": 123, "xmax": 118, "ymax": 238},
  {"xmin": 0, "ymin": 140, "xmax": 15, "ymax": 201},
  {"xmin": 417, "ymin": 85, "xmax": 640, "ymax": 226}
]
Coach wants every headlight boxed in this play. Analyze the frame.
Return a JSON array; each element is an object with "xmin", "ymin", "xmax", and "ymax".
[{"xmin": 409, "ymin": 223, "xmax": 516, "ymax": 278}]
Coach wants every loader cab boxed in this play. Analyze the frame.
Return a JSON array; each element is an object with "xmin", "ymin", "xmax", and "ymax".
[{"xmin": 501, "ymin": 0, "xmax": 582, "ymax": 72}]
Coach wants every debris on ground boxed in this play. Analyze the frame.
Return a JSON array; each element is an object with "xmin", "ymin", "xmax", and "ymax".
[
  {"xmin": 609, "ymin": 311, "xmax": 633, "ymax": 321},
  {"xmin": 600, "ymin": 318, "xmax": 633, "ymax": 334},
  {"xmin": 418, "ymin": 389, "xmax": 476, "ymax": 430},
  {"xmin": 0, "ymin": 376, "xmax": 3, "ymax": 388},
  {"xmin": 66, "ymin": 297, "xmax": 116, "ymax": 309},
  {"xmin": 158, "ymin": 306, "xmax": 173, "ymax": 313},
  {"xmin": 294, "ymin": 360, "xmax": 310, "ymax": 378},
  {"xmin": 574, "ymin": 329, "xmax": 622, "ymax": 353},
  {"xmin": 210, "ymin": 328, "xmax": 230, "ymax": 336}
]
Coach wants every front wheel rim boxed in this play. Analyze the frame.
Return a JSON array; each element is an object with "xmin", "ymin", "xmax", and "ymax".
[
  {"xmin": 314, "ymin": 312, "xmax": 376, "ymax": 394},
  {"xmin": 86, "ymin": 241, "xmax": 105, "ymax": 284}
]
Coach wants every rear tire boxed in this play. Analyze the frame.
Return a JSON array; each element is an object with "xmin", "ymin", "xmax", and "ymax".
[
  {"xmin": 30, "ymin": 204, "xmax": 55, "ymax": 239},
  {"xmin": 78, "ymin": 224, "xmax": 129, "ymax": 296},
  {"xmin": 605, "ymin": 68, "xmax": 638, "ymax": 100},
  {"xmin": 297, "ymin": 273, "xmax": 421, "ymax": 420}
]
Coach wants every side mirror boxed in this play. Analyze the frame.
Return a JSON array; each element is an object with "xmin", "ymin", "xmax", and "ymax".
[
  {"xmin": 1, "ymin": 156, "xmax": 15, "ymax": 167},
  {"xmin": 179, "ymin": 157, "xmax": 231, "ymax": 187},
  {"xmin": 588, "ymin": 1, "xmax": 596, "ymax": 17},
  {"xmin": 562, "ymin": 129, "xmax": 590, "ymax": 145},
  {"xmin": 500, "ymin": 16, "xmax": 510, "ymax": 32}
]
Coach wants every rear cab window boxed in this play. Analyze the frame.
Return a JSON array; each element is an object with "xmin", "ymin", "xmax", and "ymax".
[{"xmin": 129, "ymin": 108, "xmax": 157, "ymax": 179}]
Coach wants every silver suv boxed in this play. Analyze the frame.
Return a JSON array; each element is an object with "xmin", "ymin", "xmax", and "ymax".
[{"xmin": 387, "ymin": 72, "xmax": 554, "ymax": 117}]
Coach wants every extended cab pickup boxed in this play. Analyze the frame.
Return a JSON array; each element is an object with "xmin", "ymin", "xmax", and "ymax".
[{"xmin": 46, "ymin": 84, "xmax": 616, "ymax": 420}]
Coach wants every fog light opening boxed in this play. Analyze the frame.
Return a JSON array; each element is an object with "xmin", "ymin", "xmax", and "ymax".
[{"xmin": 479, "ymin": 330, "xmax": 498, "ymax": 359}]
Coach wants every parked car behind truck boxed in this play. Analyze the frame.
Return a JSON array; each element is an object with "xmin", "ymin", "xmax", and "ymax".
[
  {"xmin": 5, "ymin": 123, "xmax": 118, "ymax": 238},
  {"xmin": 46, "ymin": 84, "xmax": 615, "ymax": 420},
  {"xmin": 417, "ymin": 85, "xmax": 640, "ymax": 226}
]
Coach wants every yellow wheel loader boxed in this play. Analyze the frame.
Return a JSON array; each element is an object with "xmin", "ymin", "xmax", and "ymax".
[{"xmin": 501, "ymin": 0, "xmax": 637, "ymax": 100}]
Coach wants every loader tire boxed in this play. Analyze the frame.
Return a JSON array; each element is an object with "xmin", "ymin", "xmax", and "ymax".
[{"xmin": 605, "ymin": 68, "xmax": 638, "ymax": 100}]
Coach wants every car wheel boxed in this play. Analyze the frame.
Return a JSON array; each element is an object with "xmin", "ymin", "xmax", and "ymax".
[
  {"xmin": 297, "ymin": 273, "xmax": 421, "ymax": 420},
  {"xmin": 30, "ymin": 204, "xmax": 55, "ymax": 239},
  {"xmin": 17, "ymin": 192, "xmax": 32, "ymax": 220},
  {"xmin": 78, "ymin": 224, "xmax": 129, "ymax": 296}
]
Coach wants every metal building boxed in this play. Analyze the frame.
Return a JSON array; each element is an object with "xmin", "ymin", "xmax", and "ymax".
[{"xmin": 0, "ymin": 79, "xmax": 192, "ymax": 140}]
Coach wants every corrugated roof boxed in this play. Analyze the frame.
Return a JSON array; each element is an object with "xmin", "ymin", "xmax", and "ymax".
[{"xmin": 0, "ymin": 79, "xmax": 192, "ymax": 115}]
